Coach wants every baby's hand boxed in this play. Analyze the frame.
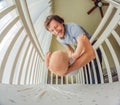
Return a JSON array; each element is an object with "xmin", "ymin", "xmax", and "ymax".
[
  {"xmin": 45, "ymin": 52, "xmax": 52, "ymax": 68},
  {"xmin": 71, "ymin": 53, "xmax": 77, "ymax": 61},
  {"xmin": 68, "ymin": 51, "xmax": 73, "ymax": 57}
]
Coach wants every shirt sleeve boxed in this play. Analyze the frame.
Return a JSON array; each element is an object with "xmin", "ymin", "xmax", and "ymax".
[{"xmin": 70, "ymin": 23, "xmax": 86, "ymax": 39}]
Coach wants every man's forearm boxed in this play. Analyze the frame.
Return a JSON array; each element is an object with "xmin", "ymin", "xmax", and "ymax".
[
  {"xmin": 67, "ymin": 57, "xmax": 83, "ymax": 74},
  {"xmin": 67, "ymin": 50, "xmax": 95, "ymax": 74}
]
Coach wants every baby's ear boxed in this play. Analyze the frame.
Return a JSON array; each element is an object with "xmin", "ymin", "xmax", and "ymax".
[
  {"xmin": 48, "ymin": 66, "xmax": 54, "ymax": 73},
  {"xmin": 45, "ymin": 52, "xmax": 52, "ymax": 68}
]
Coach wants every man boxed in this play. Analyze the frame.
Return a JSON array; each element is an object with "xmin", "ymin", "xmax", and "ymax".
[{"xmin": 44, "ymin": 15, "xmax": 101, "ymax": 83}]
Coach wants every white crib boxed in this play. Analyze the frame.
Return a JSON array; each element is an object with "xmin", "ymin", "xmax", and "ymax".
[{"xmin": 0, "ymin": 0, "xmax": 120, "ymax": 105}]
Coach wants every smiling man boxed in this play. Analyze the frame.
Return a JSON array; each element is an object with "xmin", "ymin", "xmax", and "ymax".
[{"xmin": 44, "ymin": 15, "xmax": 102, "ymax": 83}]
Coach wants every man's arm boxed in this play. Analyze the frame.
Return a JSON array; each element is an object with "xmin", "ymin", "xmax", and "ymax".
[{"xmin": 67, "ymin": 51, "xmax": 95, "ymax": 74}]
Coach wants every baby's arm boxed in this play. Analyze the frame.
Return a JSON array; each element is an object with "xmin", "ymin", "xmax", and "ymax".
[
  {"xmin": 66, "ymin": 35, "xmax": 96, "ymax": 74},
  {"xmin": 71, "ymin": 34, "xmax": 86, "ymax": 60}
]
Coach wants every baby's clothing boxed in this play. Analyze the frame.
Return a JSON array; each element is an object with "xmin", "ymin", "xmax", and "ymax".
[{"xmin": 69, "ymin": 57, "xmax": 75, "ymax": 65}]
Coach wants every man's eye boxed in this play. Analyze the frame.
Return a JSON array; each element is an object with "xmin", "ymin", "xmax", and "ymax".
[
  {"xmin": 55, "ymin": 25, "xmax": 58, "ymax": 29},
  {"xmin": 50, "ymin": 30, "xmax": 54, "ymax": 32}
]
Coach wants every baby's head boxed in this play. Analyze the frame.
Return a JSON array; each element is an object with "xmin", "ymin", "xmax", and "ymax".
[{"xmin": 48, "ymin": 50, "xmax": 69, "ymax": 74}]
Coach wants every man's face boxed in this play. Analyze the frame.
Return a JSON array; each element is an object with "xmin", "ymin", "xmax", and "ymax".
[{"xmin": 48, "ymin": 19, "xmax": 65, "ymax": 38}]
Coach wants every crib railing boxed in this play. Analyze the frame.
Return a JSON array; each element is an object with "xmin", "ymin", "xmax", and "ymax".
[
  {"xmin": 0, "ymin": 0, "xmax": 47, "ymax": 84},
  {"xmin": 0, "ymin": 0, "xmax": 120, "ymax": 85},
  {"xmin": 82, "ymin": 0, "xmax": 120, "ymax": 84},
  {"xmin": 90, "ymin": 0, "xmax": 120, "ymax": 84}
]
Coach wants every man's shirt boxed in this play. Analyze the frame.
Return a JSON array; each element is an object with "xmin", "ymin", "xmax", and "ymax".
[{"xmin": 57, "ymin": 23, "xmax": 91, "ymax": 47}]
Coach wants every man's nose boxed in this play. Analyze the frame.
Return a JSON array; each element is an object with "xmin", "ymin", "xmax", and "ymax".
[{"xmin": 53, "ymin": 30, "xmax": 58, "ymax": 35}]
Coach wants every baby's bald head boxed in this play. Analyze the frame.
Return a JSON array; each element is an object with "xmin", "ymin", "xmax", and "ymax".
[{"xmin": 49, "ymin": 50, "xmax": 69, "ymax": 72}]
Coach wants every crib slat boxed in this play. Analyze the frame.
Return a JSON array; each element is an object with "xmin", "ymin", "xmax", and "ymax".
[
  {"xmin": 94, "ymin": 50, "xmax": 104, "ymax": 84},
  {"xmin": 90, "ymin": 4, "xmax": 114, "ymax": 43},
  {"xmin": 105, "ymin": 38, "xmax": 120, "ymax": 81},
  {"xmin": 0, "ymin": 16, "xmax": 20, "ymax": 42},
  {"xmin": 84, "ymin": 66, "xmax": 88, "ymax": 84},
  {"xmin": 99, "ymin": 45, "xmax": 113, "ymax": 83},
  {"xmin": 65, "ymin": 75, "xmax": 69, "ymax": 84},
  {"xmin": 91, "ymin": 60, "xmax": 98, "ymax": 84},
  {"xmin": 87, "ymin": 63, "xmax": 93, "ymax": 84},
  {"xmin": 93, "ymin": 8, "xmax": 120, "ymax": 49},
  {"xmin": 56, "ymin": 75, "xmax": 58, "ymax": 84},
  {"xmin": 78, "ymin": 68, "xmax": 85, "ymax": 84},
  {"xmin": 61, "ymin": 76, "xmax": 63, "ymax": 84},
  {"xmin": 50, "ymin": 73, "xmax": 53, "ymax": 84},
  {"xmin": 0, "ymin": 5, "xmax": 16, "ymax": 19},
  {"xmin": 112, "ymin": 30, "xmax": 120, "ymax": 46}
]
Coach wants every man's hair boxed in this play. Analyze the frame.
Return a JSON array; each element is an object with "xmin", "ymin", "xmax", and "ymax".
[{"xmin": 44, "ymin": 15, "xmax": 64, "ymax": 30}]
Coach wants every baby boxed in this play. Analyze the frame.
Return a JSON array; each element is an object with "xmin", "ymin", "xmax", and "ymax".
[{"xmin": 45, "ymin": 50, "xmax": 77, "ymax": 76}]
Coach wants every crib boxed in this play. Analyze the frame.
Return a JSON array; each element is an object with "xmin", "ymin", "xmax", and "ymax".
[{"xmin": 0, "ymin": 0, "xmax": 120, "ymax": 105}]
